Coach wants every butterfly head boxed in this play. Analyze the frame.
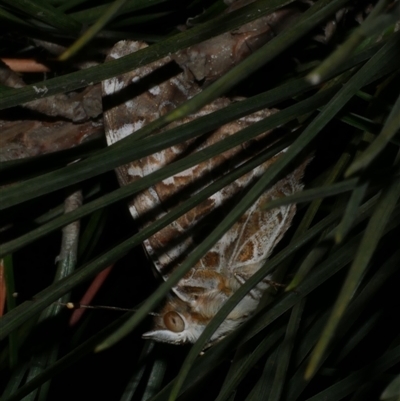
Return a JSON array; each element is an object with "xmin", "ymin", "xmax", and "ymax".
[
  {"xmin": 142, "ymin": 296, "xmax": 207, "ymax": 344},
  {"xmin": 142, "ymin": 290, "xmax": 256, "ymax": 346}
]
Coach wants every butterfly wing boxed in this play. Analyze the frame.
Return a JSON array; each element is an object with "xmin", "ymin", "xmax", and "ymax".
[{"xmin": 103, "ymin": 40, "xmax": 309, "ymax": 344}]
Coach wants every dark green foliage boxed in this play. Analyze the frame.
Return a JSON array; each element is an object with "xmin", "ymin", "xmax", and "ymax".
[{"xmin": 1, "ymin": 1, "xmax": 400, "ymax": 400}]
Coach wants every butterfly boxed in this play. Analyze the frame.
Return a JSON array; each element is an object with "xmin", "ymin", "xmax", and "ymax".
[{"xmin": 102, "ymin": 40, "xmax": 308, "ymax": 345}]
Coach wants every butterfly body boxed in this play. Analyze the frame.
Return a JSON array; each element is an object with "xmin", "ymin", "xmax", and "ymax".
[{"xmin": 103, "ymin": 40, "xmax": 308, "ymax": 345}]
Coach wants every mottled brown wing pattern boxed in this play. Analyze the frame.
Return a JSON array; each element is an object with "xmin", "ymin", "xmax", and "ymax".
[
  {"xmin": 128, "ymin": 108, "xmax": 281, "ymax": 282},
  {"xmin": 103, "ymin": 40, "xmax": 201, "ymax": 187},
  {"xmin": 103, "ymin": 40, "xmax": 308, "ymax": 345}
]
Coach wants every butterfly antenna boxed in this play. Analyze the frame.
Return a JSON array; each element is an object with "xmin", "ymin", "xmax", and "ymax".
[{"xmin": 57, "ymin": 301, "xmax": 160, "ymax": 316}]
